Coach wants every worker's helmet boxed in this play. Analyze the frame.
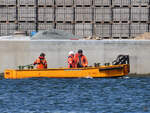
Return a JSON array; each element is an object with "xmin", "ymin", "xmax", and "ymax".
[
  {"xmin": 40, "ymin": 53, "xmax": 45, "ymax": 57},
  {"xmin": 68, "ymin": 51, "xmax": 74, "ymax": 55},
  {"xmin": 78, "ymin": 49, "xmax": 83, "ymax": 53}
]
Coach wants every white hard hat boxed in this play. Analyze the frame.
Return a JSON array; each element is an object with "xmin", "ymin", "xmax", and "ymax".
[{"xmin": 68, "ymin": 51, "xmax": 74, "ymax": 55}]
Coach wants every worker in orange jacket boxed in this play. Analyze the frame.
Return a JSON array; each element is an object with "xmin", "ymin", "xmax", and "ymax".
[
  {"xmin": 68, "ymin": 51, "xmax": 75, "ymax": 68},
  {"xmin": 74, "ymin": 49, "xmax": 88, "ymax": 68},
  {"xmin": 33, "ymin": 53, "xmax": 47, "ymax": 69}
]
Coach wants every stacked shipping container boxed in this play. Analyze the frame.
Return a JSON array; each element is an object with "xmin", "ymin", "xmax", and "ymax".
[
  {"xmin": 0, "ymin": 7, "xmax": 16, "ymax": 21},
  {"xmin": 0, "ymin": 0, "xmax": 149, "ymax": 38},
  {"xmin": 95, "ymin": 24, "xmax": 111, "ymax": 38},
  {"xmin": 94, "ymin": 7, "xmax": 111, "ymax": 21},
  {"xmin": 56, "ymin": 7, "xmax": 73, "ymax": 21}
]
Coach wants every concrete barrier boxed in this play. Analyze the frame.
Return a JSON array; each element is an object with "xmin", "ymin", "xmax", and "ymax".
[{"xmin": 0, "ymin": 40, "xmax": 150, "ymax": 74}]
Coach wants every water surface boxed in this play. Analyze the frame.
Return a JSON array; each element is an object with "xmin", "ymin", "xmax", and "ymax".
[{"xmin": 0, "ymin": 76, "xmax": 150, "ymax": 113}]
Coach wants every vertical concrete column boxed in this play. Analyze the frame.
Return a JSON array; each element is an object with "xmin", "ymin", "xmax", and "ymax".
[
  {"xmin": 35, "ymin": 0, "xmax": 38, "ymax": 32},
  {"xmin": 129, "ymin": 0, "xmax": 131, "ymax": 38},
  {"xmin": 54, "ymin": 0, "xmax": 56, "ymax": 29},
  {"xmin": 72, "ymin": 0, "xmax": 75, "ymax": 35},
  {"xmin": 92, "ymin": 0, "xmax": 95, "ymax": 36},
  {"xmin": 16, "ymin": 0, "xmax": 18, "ymax": 30},
  {"xmin": 148, "ymin": 0, "xmax": 150, "ymax": 31},
  {"xmin": 110, "ymin": 0, "xmax": 113, "ymax": 38}
]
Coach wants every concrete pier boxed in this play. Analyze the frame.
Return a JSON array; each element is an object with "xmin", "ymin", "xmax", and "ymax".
[{"xmin": 0, "ymin": 40, "xmax": 150, "ymax": 74}]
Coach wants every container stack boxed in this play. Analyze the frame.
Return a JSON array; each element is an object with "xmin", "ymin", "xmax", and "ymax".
[
  {"xmin": 74, "ymin": 0, "xmax": 93, "ymax": 37},
  {"xmin": 0, "ymin": 0, "xmax": 150, "ymax": 39},
  {"xmin": 0, "ymin": 0, "xmax": 16, "ymax": 35},
  {"xmin": 17, "ymin": 0, "xmax": 35, "ymax": 35}
]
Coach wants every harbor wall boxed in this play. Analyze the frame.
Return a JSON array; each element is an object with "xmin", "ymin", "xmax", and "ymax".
[{"xmin": 0, "ymin": 40, "xmax": 150, "ymax": 74}]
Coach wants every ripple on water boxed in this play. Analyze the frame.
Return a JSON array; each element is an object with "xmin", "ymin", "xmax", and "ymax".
[{"xmin": 0, "ymin": 77, "xmax": 150, "ymax": 113}]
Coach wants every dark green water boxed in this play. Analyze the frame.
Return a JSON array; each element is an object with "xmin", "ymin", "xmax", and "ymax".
[{"xmin": 0, "ymin": 76, "xmax": 150, "ymax": 113}]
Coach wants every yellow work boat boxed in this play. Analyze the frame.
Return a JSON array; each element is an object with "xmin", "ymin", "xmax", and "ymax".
[
  {"xmin": 4, "ymin": 55, "xmax": 130, "ymax": 79},
  {"xmin": 4, "ymin": 64, "xmax": 129, "ymax": 79}
]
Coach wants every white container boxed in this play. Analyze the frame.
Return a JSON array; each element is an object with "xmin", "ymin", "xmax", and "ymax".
[
  {"xmin": 8, "ymin": 7, "xmax": 16, "ymax": 21},
  {"xmin": 0, "ymin": 7, "xmax": 16, "ymax": 21},
  {"xmin": 121, "ymin": 0, "xmax": 130, "ymax": 6},
  {"xmin": 38, "ymin": 23, "xmax": 54, "ymax": 30},
  {"xmin": 55, "ymin": 0, "xmax": 65, "ymax": 5},
  {"xmin": 0, "ymin": 23, "xmax": 16, "ymax": 36},
  {"xmin": 18, "ymin": 0, "xmax": 35, "ymax": 5},
  {"xmin": 131, "ymin": 0, "xmax": 140, "ymax": 5},
  {"xmin": 140, "ymin": 23, "xmax": 149, "ymax": 34},
  {"xmin": 55, "ymin": 0, "xmax": 73, "ymax": 5},
  {"xmin": 0, "ymin": 0, "xmax": 7, "ymax": 5},
  {"xmin": 64, "ymin": 0, "xmax": 73, "ymax": 5},
  {"xmin": 74, "ymin": 0, "xmax": 92, "ymax": 5},
  {"xmin": 140, "ymin": 7, "xmax": 148, "ymax": 21},
  {"xmin": 38, "ymin": 0, "xmax": 54, "ymax": 5},
  {"xmin": 131, "ymin": 23, "xmax": 140, "ymax": 37},
  {"xmin": 38, "ymin": 8, "xmax": 44, "ymax": 21},
  {"xmin": 46, "ymin": 0, "xmax": 54, "ymax": 5},
  {"xmin": 141, "ymin": 0, "xmax": 149, "ymax": 5},
  {"xmin": 94, "ymin": 0, "xmax": 110, "ymax": 6},
  {"xmin": 0, "ymin": 7, "xmax": 8, "ymax": 21},
  {"xmin": 94, "ymin": 7, "xmax": 111, "ymax": 21},
  {"xmin": 112, "ymin": 23, "xmax": 129, "ymax": 38},
  {"xmin": 139, "ymin": 23, "xmax": 148, "ymax": 34},
  {"xmin": 112, "ymin": 0, "xmax": 121, "ymax": 6},
  {"xmin": 131, "ymin": 7, "xmax": 140, "ymax": 21},
  {"xmin": 113, "ymin": 8, "xmax": 129, "ymax": 21},
  {"xmin": 131, "ymin": 0, "xmax": 149, "ymax": 5},
  {"xmin": 131, "ymin": 7, "xmax": 148, "ymax": 21},
  {"xmin": 112, "ymin": 0, "xmax": 130, "ymax": 6},
  {"xmin": 56, "ymin": 23, "xmax": 73, "ymax": 33},
  {"xmin": 18, "ymin": 7, "xmax": 35, "ymax": 21},
  {"xmin": 95, "ymin": 24, "xmax": 110, "ymax": 37},
  {"xmin": 112, "ymin": 23, "xmax": 121, "ymax": 37},
  {"xmin": 65, "ymin": 7, "xmax": 73, "ymax": 21},
  {"xmin": 56, "ymin": 7, "xmax": 65, "ymax": 21},
  {"xmin": 38, "ymin": 0, "xmax": 46, "ymax": 5},
  {"xmin": 56, "ymin": 7, "xmax": 73, "ymax": 21},
  {"xmin": 38, "ymin": 7, "xmax": 54, "ymax": 21},
  {"xmin": 75, "ymin": 7, "xmax": 92, "ymax": 21},
  {"xmin": 121, "ymin": 23, "xmax": 129, "ymax": 37},
  {"xmin": 7, "ymin": 0, "xmax": 16, "ymax": 5},
  {"xmin": 130, "ymin": 23, "xmax": 148, "ymax": 37},
  {"xmin": 75, "ymin": 23, "xmax": 92, "ymax": 37},
  {"xmin": 18, "ymin": 22, "xmax": 35, "ymax": 34}
]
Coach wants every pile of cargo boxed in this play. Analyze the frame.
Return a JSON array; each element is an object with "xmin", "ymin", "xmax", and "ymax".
[
  {"xmin": 83, "ymin": 36, "xmax": 102, "ymax": 40},
  {"xmin": 31, "ymin": 29, "xmax": 80, "ymax": 40},
  {"xmin": 134, "ymin": 32, "xmax": 150, "ymax": 40}
]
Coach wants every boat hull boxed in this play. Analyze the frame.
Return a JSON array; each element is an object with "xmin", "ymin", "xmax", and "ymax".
[{"xmin": 4, "ymin": 64, "xmax": 129, "ymax": 79}]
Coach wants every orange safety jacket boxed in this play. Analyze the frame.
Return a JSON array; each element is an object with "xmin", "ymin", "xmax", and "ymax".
[
  {"xmin": 68, "ymin": 55, "xmax": 75, "ymax": 68},
  {"xmin": 74, "ymin": 53, "xmax": 88, "ymax": 68},
  {"xmin": 34, "ymin": 56, "xmax": 47, "ymax": 69}
]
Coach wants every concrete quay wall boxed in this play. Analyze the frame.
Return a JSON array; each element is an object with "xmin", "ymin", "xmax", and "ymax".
[{"xmin": 0, "ymin": 40, "xmax": 150, "ymax": 74}]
